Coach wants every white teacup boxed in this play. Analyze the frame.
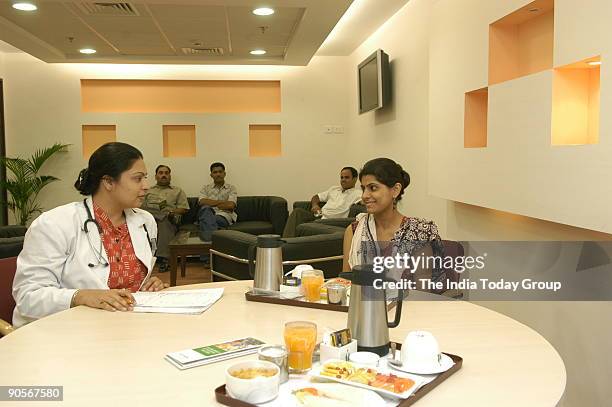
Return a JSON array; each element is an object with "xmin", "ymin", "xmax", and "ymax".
[{"xmin": 401, "ymin": 331, "xmax": 441, "ymax": 369}]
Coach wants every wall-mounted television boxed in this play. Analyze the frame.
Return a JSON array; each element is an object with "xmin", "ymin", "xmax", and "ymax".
[{"xmin": 358, "ymin": 49, "xmax": 390, "ymax": 114}]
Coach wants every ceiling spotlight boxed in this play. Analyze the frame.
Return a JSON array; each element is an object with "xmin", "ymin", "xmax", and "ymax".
[
  {"xmin": 12, "ymin": 2, "xmax": 37, "ymax": 11},
  {"xmin": 587, "ymin": 61, "xmax": 602, "ymax": 66},
  {"xmin": 250, "ymin": 49, "xmax": 266, "ymax": 55},
  {"xmin": 253, "ymin": 7, "xmax": 274, "ymax": 16},
  {"xmin": 79, "ymin": 48, "xmax": 97, "ymax": 54}
]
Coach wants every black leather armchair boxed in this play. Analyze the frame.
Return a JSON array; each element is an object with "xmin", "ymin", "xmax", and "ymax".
[
  {"xmin": 210, "ymin": 222, "xmax": 345, "ymax": 281},
  {"xmin": 179, "ymin": 196, "xmax": 288, "ymax": 236}
]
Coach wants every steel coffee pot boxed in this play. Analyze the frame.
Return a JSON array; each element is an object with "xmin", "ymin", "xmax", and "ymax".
[
  {"xmin": 341, "ymin": 264, "xmax": 403, "ymax": 356},
  {"xmin": 248, "ymin": 234, "xmax": 284, "ymax": 292}
]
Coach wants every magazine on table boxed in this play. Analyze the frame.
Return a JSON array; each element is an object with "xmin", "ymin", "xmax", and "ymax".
[{"xmin": 165, "ymin": 337, "xmax": 266, "ymax": 370}]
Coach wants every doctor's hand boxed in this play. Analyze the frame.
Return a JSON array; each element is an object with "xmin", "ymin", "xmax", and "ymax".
[
  {"xmin": 73, "ymin": 289, "xmax": 135, "ymax": 312},
  {"xmin": 140, "ymin": 276, "xmax": 168, "ymax": 292}
]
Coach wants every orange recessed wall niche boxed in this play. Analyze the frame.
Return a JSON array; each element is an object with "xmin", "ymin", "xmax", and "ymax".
[
  {"xmin": 82, "ymin": 125, "xmax": 116, "ymax": 158},
  {"xmin": 81, "ymin": 80, "xmax": 281, "ymax": 113},
  {"xmin": 163, "ymin": 125, "xmax": 196, "ymax": 157},
  {"xmin": 552, "ymin": 57, "xmax": 601, "ymax": 146},
  {"xmin": 249, "ymin": 124, "xmax": 281, "ymax": 157},
  {"xmin": 489, "ymin": 0, "xmax": 554, "ymax": 86},
  {"xmin": 464, "ymin": 88, "xmax": 488, "ymax": 148}
]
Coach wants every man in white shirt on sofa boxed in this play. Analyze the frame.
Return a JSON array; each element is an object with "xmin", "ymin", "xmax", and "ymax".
[{"xmin": 283, "ymin": 167, "xmax": 361, "ymax": 237}]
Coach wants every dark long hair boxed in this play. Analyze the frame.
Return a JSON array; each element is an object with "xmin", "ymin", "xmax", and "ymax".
[
  {"xmin": 74, "ymin": 142, "xmax": 143, "ymax": 195},
  {"xmin": 359, "ymin": 158, "xmax": 411, "ymax": 201}
]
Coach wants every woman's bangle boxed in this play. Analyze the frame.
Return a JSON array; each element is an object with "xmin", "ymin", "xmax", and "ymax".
[{"xmin": 70, "ymin": 289, "xmax": 80, "ymax": 308}]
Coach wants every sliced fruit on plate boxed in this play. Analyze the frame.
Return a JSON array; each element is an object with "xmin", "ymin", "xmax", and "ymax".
[
  {"xmin": 293, "ymin": 383, "xmax": 385, "ymax": 407},
  {"xmin": 369, "ymin": 373, "xmax": 415, "ymax": 394}
]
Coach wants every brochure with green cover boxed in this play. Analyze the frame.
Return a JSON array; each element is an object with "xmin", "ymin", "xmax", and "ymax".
[{"xmin": 165, "ymin": 337, "xmax": 266, "ymax": 370}]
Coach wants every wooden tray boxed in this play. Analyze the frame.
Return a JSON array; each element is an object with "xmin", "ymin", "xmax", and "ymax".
[
  {"xmin": 215, "ymin": 343, "xmax": 463, "ymax": 407},
  {"xmin": 245, "ymin": 291, "xmax": 396, "ymax": 313}
]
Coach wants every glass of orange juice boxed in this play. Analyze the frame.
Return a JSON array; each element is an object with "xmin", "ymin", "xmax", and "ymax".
[
  {"xmin": 284, "ymin": 321, "xmax": 317, "ymax": 373},
  {"xmin": 301, "ymin": 269, "xmax": 324, "ymax": 302}
]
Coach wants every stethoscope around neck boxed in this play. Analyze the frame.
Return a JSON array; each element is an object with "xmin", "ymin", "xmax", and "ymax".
[{"xmin": 82, "ymin": 199, "xmax": 154, "ymax": 268}]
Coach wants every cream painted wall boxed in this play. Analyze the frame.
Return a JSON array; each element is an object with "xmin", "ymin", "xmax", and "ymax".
[
  {"xmin": 2, "ymin": 0, "xmax": 611, "ymax": 405},
  {"xmin": 345, "ymin": 0, "xmax": 447, "ymax": 230},
  {"xmin": 429, "ymin": 0, "xmax": 612, "ymax": 234},
  {"xmin": 346, "ymin": 0, "xmax": 611, "ymax": 406},
  {"xmin": 2, "ymin": 52, "xmax": 354, "ymax": 218}
]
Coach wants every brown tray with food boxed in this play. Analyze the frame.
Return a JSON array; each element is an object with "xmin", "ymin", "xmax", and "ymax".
[
  {"xmin": 245, "ymin": 291, "xmax": 397, "ymax": 313},
  {"xmin": 245, "ymin": 290, "xmax": 349, "ymax": 312},
  {"xmin": 215, "ymin": 343, "xmax": 463, "ymax": 407}
]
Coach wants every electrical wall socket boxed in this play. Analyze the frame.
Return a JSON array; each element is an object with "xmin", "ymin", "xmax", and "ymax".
[
  {"xmin": 333, "ymin": 125, "xmax": 344, "ymax": 134},
  {"xmin": 322, "ymin": 125, "xmax": 333, "ymax": 134}
]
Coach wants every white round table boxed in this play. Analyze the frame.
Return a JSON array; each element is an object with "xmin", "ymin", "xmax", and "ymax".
[{"xmin": 0, "ymin": 281, "xmax": 566, "ymax": 406}]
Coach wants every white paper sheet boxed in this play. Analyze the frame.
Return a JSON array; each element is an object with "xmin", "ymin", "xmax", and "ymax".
[{"xmin": 132, "ymin": 288, "xmax": 223, "ymax": 314}]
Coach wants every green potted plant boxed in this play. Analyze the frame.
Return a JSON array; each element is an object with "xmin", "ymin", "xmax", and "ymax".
[{"xmin": 0, "ymin": 143, "xmax": 70, "ymax": 225}]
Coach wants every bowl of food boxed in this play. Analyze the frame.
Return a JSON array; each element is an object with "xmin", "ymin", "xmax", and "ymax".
[{"xmin": 225, "ymin": 360, "xmax": 280, "ymax": 403}]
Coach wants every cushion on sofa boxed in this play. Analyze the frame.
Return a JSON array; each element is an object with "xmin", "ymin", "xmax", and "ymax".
[{"xmin": 181, "ymin": 196, "xmax": 288, "ymax": 236}]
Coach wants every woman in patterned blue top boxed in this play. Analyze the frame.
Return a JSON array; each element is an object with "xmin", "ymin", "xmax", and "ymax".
[{"xmin": 342, "ymin": 158, "xmax": 447, "ymax": 291}]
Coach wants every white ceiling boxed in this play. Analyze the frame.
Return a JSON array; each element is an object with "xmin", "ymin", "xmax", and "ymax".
[
  {"xmin": 0, "ymin": 0, "xmax": 410, "ymax": 65},
  {"xmin": 317, "ymin": 0, "xmax": 410, "ymax": 56}
]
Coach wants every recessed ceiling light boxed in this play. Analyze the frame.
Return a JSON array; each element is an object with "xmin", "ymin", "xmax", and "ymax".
[
  {"xmin": 79, "ymin": 48, "xmax": 97, "ymax": 54},
  {"xmin": 253, "ymin": 7, "xmax": 274, "ymax": 16},
  {"xmin": 587, "ymin": 61, "xmax": 602, "ymax": 66},
  {"xmin": 250, "ymin": 49, "xmax": 266, "ymax": 55},
  {"xmin": 12, "ymin": 2, "xmax": 37, "ymax": 11}
]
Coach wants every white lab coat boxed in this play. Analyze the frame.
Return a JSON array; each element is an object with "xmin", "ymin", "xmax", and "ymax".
[{"xmin": 12, "ymin": 197, "xmax": 157, "ymax": 328}]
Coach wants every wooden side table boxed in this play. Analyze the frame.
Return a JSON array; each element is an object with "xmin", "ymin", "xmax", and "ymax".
[{"xmin": 168, "ymin": 231, "xmax": 211, "ymax": 286}]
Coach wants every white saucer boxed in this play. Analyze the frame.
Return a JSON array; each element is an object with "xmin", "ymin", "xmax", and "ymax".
[{"xmin": 387, "ymin": 353, "xmax": 454, "ymax": 375}]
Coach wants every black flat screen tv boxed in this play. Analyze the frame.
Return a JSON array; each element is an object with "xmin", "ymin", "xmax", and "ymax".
[{"xmin": 358, "ymin": 49, "xmax": 390, "ymax": 114}]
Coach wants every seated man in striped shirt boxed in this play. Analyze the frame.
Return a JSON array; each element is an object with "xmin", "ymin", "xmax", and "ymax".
[{"xmin": 198, "ymin": 162, "xmax": 238, "ymax": 242}]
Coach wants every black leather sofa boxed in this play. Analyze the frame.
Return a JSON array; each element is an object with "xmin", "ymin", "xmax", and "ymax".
[
  {"xmin": 0, "ymin": 226, "xmax": 27, "ymax": 259},
  {"xmin": 210, "ymin": 222, "xmax": 345, "ymax": 281},
  {"xmin": 179, "ymin": 196, "xmax": 288, "ymax": 237}
]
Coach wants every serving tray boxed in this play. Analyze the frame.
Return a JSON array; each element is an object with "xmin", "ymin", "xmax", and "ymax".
[{"xmin": 215, "ymin": 342, "xmax": 463, "ymax": 407}]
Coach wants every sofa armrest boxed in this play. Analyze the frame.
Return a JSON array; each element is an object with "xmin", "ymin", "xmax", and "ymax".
[
  {"xmin": 293, "ymin": 201, "xmax": 310, "ymax": 211},
  {"xmin": 292, "ymin": 201, "xmax": 326, "ymax": 211},
  {"xmin": 348, "ymin": 203, "xmax": 366, "ymax": 218},
  {"xmin": 314, "ymin": 218, "xmax": 354, "ymax": 229},
  {"xmin": 211, "ymin": 230, "xmax": 257, "ymax": 260},
  {"xmin": 0, "ymin": 226, "xmax": 27, "ymax": 238},
  {"xmin": 296, "ymin": 222, "xmax": 344, "ymax": 237},
  {"xmin": 268, "ymin": 196, "xmax": 288, "ymax": 235},
  {"xmin": 283, "ymin": 233, "xmax": 344, "ymax": 261}
]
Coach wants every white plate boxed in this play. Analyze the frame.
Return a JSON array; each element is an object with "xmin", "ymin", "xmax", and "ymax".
[
  {"xmin": 387, "ymin": 353, "xmax": 454, "ymax": 375},
  {"xmin": 309, "ymin": 359, "xmax": 425, "ymax": 399},
  {"xmin": 259, "ymin": 379, "xmax": 389, "ymax": 407}
]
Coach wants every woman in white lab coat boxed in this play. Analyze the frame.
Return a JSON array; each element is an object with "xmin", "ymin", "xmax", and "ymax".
[{"xmin": 12, "ymin": 142, "xmax": 167, "ymax": 328}]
